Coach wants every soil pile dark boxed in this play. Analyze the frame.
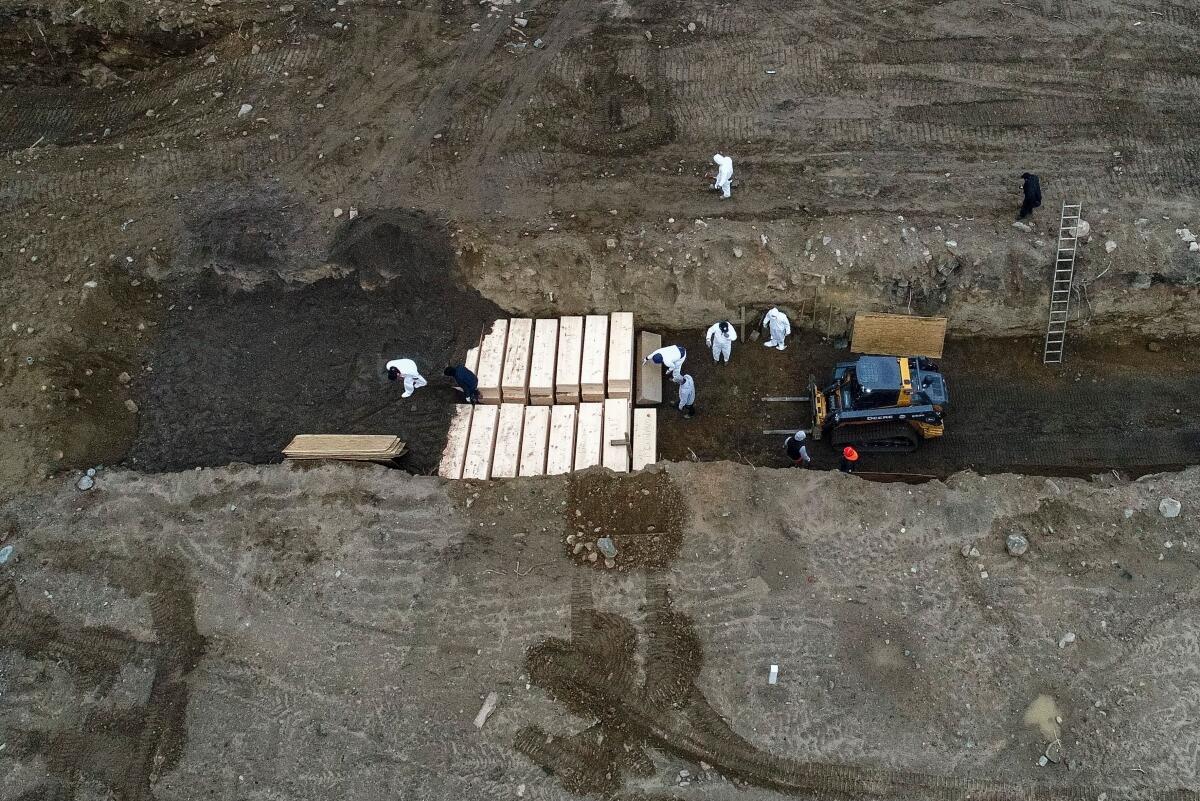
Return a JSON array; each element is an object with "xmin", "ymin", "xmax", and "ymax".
[
  {"xmin": 125, "ymin": 210, "xmax": 502, "ymax": 473},
  {"xmin": 563, "ymin": 470, "xmax": 684, "ymax": 571}
]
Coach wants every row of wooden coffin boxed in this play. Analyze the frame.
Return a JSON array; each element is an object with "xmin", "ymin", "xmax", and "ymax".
[
  {"xmin": 439, "ymin": 400, "xmax": 657, "ymax": 480},
  {"xmin": 466, "ymin": 313, "xmax": 643, "ymax": 405}
]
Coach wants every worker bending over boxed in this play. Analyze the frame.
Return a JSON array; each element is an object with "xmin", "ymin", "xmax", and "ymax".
[
  {"xmin": 386, "ymin": 358, "xmax": 427, "ymax": 398},
  {"xmin": 674, "ymin": 373, "xmax": 696, "ymax": 418},
  {"xmin": 785, "ymin": 430, "xmax": 811, "ymax": 467},
  {"xmin": 705, "ymin": 320, "xmax": 738, "ymax": 363},
  {"xmin": 712, "ymin": 153, "xmax": 734, "ymax": 199},
  {"xmin": 643, "ymin": 344, "xmax": 687, "ymax": 380},
  {"xmin": 762, "ymin": 306, "xmax": 791, "ymax": 350},
  {"xmin": 444, "ymin": 364, "xmax": 480, "ymax": 404}
]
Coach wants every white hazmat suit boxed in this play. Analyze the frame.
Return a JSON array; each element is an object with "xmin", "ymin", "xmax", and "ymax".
[
  {"xmin": 762, "ymin": 307, "xmax": 791, "ymax": 350},
  {"xmin": 712, "ymin": 153, "xmax": 733, "ymax": 199},
  {"xmin": 386, "ymin": 358, "xmax": 428, "ymax": 398},
  {"xmin": 705, "ymin": 320, "xmax": 738, "ymax": 363},
  {"xmin": 643, "ymin": 345, "xmax": 687, "ymax": 380}
]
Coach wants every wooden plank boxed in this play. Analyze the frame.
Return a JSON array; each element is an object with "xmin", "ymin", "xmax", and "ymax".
[
  {"xmin": 462, "ymin": 404, "xmax": 499, "ymax": 480},
  {"xmin": 573, "ymin": 402, "xmax": 604, "ymax": 471},
  {"xmin": 519, "ymin": 405, "xmax": 551, "ymax": 477},
  {"xmin": 580, "ymin": 315, "xmax": 609, "ymax": 402},
  {"xmin": 464, "ymin": 345, "xmax": 480, "ymax": 376},
  {"xmin": 476, "ymin": 319, "xmax": 509, "ymax": 404},
  {"xmin": 528, "ymin": 318, "xmax": 558, "ymax": 404},
  {"xmin": 501, "ymin": 318, "xmax": 534, "ymax": 403},
  {"xmin": 850, "ymin": 313, "xmax": 948, "ymax": 359},
  {"xmin": 284, "ymin": 434, "xmax": 404, "ymax": 458},
  {"xmin": 555, "ymin": 316, "xmax": 583, "ymax": 404},
  {"xmin": 632, "ymin": 408, "xmax": 657, "ymax": 471},
  {"xmin": 490, "ymin": 403, "xmax": 525, "ymax": 478},
  {"xmin": 546, "ymin": 405, "xmax": 577, "ymax": 475},
  {"xmin": 636, "ymin": 331, "xmax": 663, "ymax": 406},
  {"xmin": 438, "ymin": 405, "xmax": 474, "ymax": 479},
  {"xmin": 606, "ymin": 312, "xmax": 635, "ymax": 398},
  {"xmin": 602, "ymin": 398, "xmax": 631, "ymax": 473}
]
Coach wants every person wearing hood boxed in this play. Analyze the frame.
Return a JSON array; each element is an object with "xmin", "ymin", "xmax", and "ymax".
[
  {"xmin": 705, "ymin": 320, "xmax": 738, "ymax": 363},
  {"xmin": 1019, "ymin": 172, "xmax": 1042, "ymax": 219},
  {"xmin": 785, "ymin": 430, "xmax": 811, "ymax": 467},
  {"xmin": 712, "ymin": 153, "xmax": 734, "ymax": 199},
  {"xmin": 643, "ymin": 344, "xmax": 687, "ymax": 380},
  {"xmin": 762, "ymin": 306, "xmax": 791, "ymax": 351},
  {"xmin": 386, "ymin": 357, "xmax": 427, "ymax": 398},
  {"xmin": 674, "ymin": 373, "xmax": 696, "ymax": 418}
]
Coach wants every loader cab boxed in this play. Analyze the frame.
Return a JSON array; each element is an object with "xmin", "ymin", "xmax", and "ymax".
[{"xmin": 837, "ymin": 355, "xmax": 904, "ymax": 410}]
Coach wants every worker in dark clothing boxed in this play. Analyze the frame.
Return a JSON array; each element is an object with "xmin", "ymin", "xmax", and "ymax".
[
  {"xmin": 1019, "ymin": 172, "xmax": 1042, "ymax": 219},
  {"xmin": 444, "ymin": 365, "xmax": 480, "ymax": 404},
  {"xmin": 839, "ymin": 446, "xmax": 859, "ymax": 474},
  {"xmin": 785, "ymin": 430, "xmax": 812, "ymax": 467}
]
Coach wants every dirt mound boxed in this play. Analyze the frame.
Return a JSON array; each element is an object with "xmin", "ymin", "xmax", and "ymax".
[
  {"xmin": 563, "ymin": 470, "xmax": 685, "ymax": 571},
  {"xmin": 125, "ymin": 210, "xmax": 502, "ymax": 473}
]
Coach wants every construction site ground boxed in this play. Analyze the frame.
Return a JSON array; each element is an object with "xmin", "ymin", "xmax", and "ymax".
[{"xmin": 3, "ymin": 0, "xmax": 1200, "ymax": 798}]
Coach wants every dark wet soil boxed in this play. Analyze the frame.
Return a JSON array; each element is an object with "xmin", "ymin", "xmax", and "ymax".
[
  {"xmin": 655, "ymin": 330, "xmax": 1200, "ymax": 479},
  {"xmin": 124, "ymin": 211, "xmax": 502, "ymax": 474}
]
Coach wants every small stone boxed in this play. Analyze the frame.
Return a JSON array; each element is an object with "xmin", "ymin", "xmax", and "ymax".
[
  {"xmin": 733, "ymin": 247, "xmax": 744, "ymax": 258},
  {"xmin": 333, "ymin": 208, "xmax": 344, "ymax": 218},
  {"xmin": 566, "ymin": 534, "xmax": 577, "ymax": 545},
  {"xmin": 76, "ymin": 474, "xmax": 94, "ymax": 491},
  {"xmin": 597, "ymin": 537, "xmax": 617, "ymax": 558},
  {"xmin": 1012, "ymin": 221, "xmax": 1033, "ymax": 233},
  {"xmin": 679, "ymin": 770, "xmax": 690, "ymax": 778},
  {"xmin": 83, "ymin": 280, "xmax": 98, "ymax": 289},
  {"xmin": 1038, "ymin": 755, "xmax": 1049, "ymax": 767},
  {"xmin": 118, "ymin": 371, "xmax": 132, "ymax": 384},
  {"xmin": 1176, "ymin": 228, "xmax": 1196, "ymax": 243},
  {"xmin": 687, "ymin": 21, "xmax": 696, "ymax": 31},
  {"xmin": 1073, "ymin": 220, "xmax": 1091, "ymax": 238},
  {"xmin": 700, "ymin": 761, "xmax": 711, "ymax": 771},
  {"xmin": 205, "ymin": 54, "xmax": 217, "ymax": 65},
  {"xmin": 1147, "ymin": 340, "xmax": 1163, "ymax": 353},
  {"xmin": 944, "ymin": 240, "xmax": 957, "ymax": 248},
  {"xmin": 124, "ymin": 399, "xmax": 139, "ymax": 414},
  {"xmin": 644, "ymin": 30, "xmax": 652, "ymax": 41},
  {"xmin": 1058, "ymin": 631, "xmax": 1076, "ymax": 648},
  {"xmin": 606, "ymin": 238, "xmax": 617, "ymax": 250},
  {"xmin": 238, "ymin": 103, "xmax": 253, "ymax": 117},
  {"xmin": 532, "ymin": 38, "xmax": 545, "ymax": 48},
  {"xmin": 514, "ymin": 16, "xmax": 528, "ymax": 26},
  {"xmin": 86, "ymin": 467, "xmax": 96, "ymax": 477},
  {"xmin": 1159, "ymin": 497, "xmax": 1182, "ymax": 518},
  {"xmin": 960, "ymin": 543, "xmax": 980, "ymax": 559},
  {"xmin": 0, "ymin": 544, "xmax": 12, "ymax": 564},
  {"xmin": 1190, "ymin": 242, "xmax": 1200, "ymax": 253},
  {"xmin": 572, "ymin": 543, "xmax": 585, "ymax": 555},
  {"xmin": 1006, "ymin": 534, "xmax": 1029, "ymax": 557},
  {"xmin": 348, "ymin": 207, "xmax": 358, "ymax": 220},
  {"xmin": 604, "ymin": 558, "xmax": 615, "ymax": 569},
  {"xmin": 1045, "ymin": 740, "xmax": 1063, "ymax": 764},
  {"xmin": 587, "ymin": 551, "xmax": 598, "ymax": 563},
  {"xmin": 1105, "ymin": 240, "xmax": 1117, "ymax": 253}
]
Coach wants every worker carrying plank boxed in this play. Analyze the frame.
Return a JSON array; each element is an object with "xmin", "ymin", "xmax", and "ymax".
[
  {"xmin": 386, "ymin": 358, "xmax": 427, "ymax": 398},
  {"xmin": 643, "ymin": 344, "xmax": 687, "ymax": 381},
  {"xmin": 444, "ymin": 364, "xmax": 480, "ymax": 404},
  {"xmin": 762, "ymin": 306, "xmax": 791, "ymax": 351},
  {"xmin": 705, "ymin": 320, "xmax": 738, "ymax": 363}
]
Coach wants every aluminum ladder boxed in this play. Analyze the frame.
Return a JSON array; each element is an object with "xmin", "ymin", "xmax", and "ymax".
[{"xmin": 1043, "ymin": 202, "xmax": 1082, "ymax": 364}]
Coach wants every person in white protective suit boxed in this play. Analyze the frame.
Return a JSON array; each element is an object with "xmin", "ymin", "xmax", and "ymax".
[
  {"xmin": 761, "ymin": 306, "xmax": 791, "ymax": 350},
  {"xmin": 642, "ymin": 344, "xmax": 687, "ymax": 380},
  {"xmin": 386, "ymin": 357, "xmax": 428, "ymax": 398},
  {"xmin": 705, "ymin": 320, "xmax": 738, "ymax": 363},
  {"xmin": 712, "ymin": 153, "xmax": 734, "ymax": 199}
]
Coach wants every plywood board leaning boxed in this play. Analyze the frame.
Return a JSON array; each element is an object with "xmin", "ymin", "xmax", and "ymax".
[
  {"xmin": 602, "ymin": 398, "xmax": 631, "ymax": 473},
  {"xmin": 580, "ymin": 315, "xmax": 609, "ymax": 402},
  {"xmin": 546, "ymin": 405, "xmax": 577, "ymax": 475},
  {"xmin": 438, "ymin": 405, "xmax": 474, "ymax": 479},
  {"xmin": 490, "ymin": 403, "xmax": 525, "ymax": 478},
  {"xmin": 528, "ymin": 318, "xmax": 558, "ymax": 405},
  {"xmin": 462, "ymin": 404, "xmax": 499, "ymax": 479},
  {"xmin": 476, "ymin": 319, "xmax": 509, "ymax": 404},
  {"xmin": 573, "ymin": 402, "xmax": 604, "ymax": 471},
  {"xmin": 555, "ymin": 316, "xmax": 584, "ymax": 404},
  {"xmin": 850, "ymin": 312, "xmax": 948, "ymax": 359},
  {"xmin": 631, "ymin": 408, "xmax": 657, "ymax": 471},
  {"xmin": 501, "ymin": 318, "xmax": 534, "ymax": 403},
  {"xmin": 636, "ymin": 331, "xmax": 663, "ymax": 406},
  {"xmin": 606, "ymin": 312, "xmax": 635, "ymax": 398},
  {"xmin": 519, "ymin": 405, "xmax": 551, "ymax": 477}
]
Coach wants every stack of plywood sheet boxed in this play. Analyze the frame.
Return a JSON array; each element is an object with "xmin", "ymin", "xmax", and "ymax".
[
  {"xmin": 501, "ymin": 319, "xmax": 533, "ymax": 403},
  {"xmin": 636, "ymin": 331, "xmax": 663, "ymax": 406},
  {"xmin": 462, "ymin": 405, "xmax": 499, "ymax": 479},
  {"xmin": 606, "ymin": 312, "xmax": 635, "ymax": 399},
  {"xmin": 528, "ymin": 319, "xmax": 558, "ymax": 406},
  {"xmin": 546, "ymin": 404, "xmax": 577, "ymax": 475},
  {"xmin": 476, "ymin": 320, "xmax": 508, "ymax": 404},
  {"xmin": 555, "ymin": 316, "xmax": 583, "ymax": 404},
  {"xmin": 519, "ymin": 406, "xmax": 551, "ymax": 476},
  {"xmin": 602, "ymin": 398, "xmax": 631, "ymax": 473},
  {"xmin": 283, "ymin": 435, "xmax": 407, "ymax": 462},
  {"xmin": 573, "ymin": 402, "xmax": 604, "ymax": 470},
  {"xmin": 438, "ymin": 405, "xmax": 474, "ymax": 479},
  {"xmin": 580, "ymin": 315, "xmax": 609, "ymax": 402},
  {"xmin": 631, "ymin": 408, "xmax": 657, "ymax": 471},
  {"xmin": 490, "ymin": 403, "xmax": 526, "ymax": 478}
]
